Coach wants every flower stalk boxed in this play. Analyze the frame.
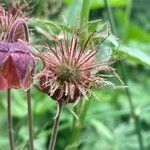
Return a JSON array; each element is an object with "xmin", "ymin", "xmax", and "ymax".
[
  {"xmin": 27, "ymin": 89, "xmax": 34, "ymax": 150},
  {"xmin": 48, "ymin": 103, "xmax": 63, "ymax": 150},
  {"xmin": 7, "ymin": 2, "xmax": 15, "ymax": 149},
  {"xmin": 7, "ymin": 88, "xmax": 14, "ymax": 150}
]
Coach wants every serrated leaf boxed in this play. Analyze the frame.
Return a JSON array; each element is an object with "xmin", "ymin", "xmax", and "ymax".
[
  {"xmin": 88, "ymin": 19, "xmax": 103, "ymax": 32},
  {"xmin": 29, "ymin": 18, "xmax": 61, "ymax": 34}
]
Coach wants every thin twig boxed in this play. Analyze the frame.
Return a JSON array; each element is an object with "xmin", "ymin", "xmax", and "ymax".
[
  {"xmin": 7, "ymin": 88, "xmax": 14, "ymax": 150},
  {"xmin": 103, "ymin": 0, "xmax": 144, "ymax": 149},
  {"xmin": 48, "ymin": 103, "xmax": 63, "ymax": 150},
  {"xmin": 121, "ymin": 62, "xmax": 144, "ymax": 150},
  {"xmin": 27, "ymin": 89, "xmax": 34, "ymax": 150}
]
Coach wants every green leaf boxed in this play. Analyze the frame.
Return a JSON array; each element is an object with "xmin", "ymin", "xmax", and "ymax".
[
  {"xmin": 63, "ymin": 0, "xmax": 129, "ymax": 9},
  {"xmin": 91, "ymin": 119, "xmax": 114, "ymax": 142},
  {"xmin": 118, "ymin": 45, "xmax": 150, "ymax": 66},
  {"xmin": 29, "ymin": 18, "xmax": 61, "ymax": 33},
  {"xmin": 88, "ymin": 19, "xmax": 103, "ymax": 32},
  {"xmin": 90, "ymin": 0, "xmax": 129, "ymax": 9},
  {"xmin": 67, "ymin": 0, "xmax": 82, "ymax": 25},
  {"xmin": 127, "ymin": 24, "xmax": 150, "ymax": 42},
  {"xmin": 12, "ymin": 90, "xmax": 27, "ymax": 117}
]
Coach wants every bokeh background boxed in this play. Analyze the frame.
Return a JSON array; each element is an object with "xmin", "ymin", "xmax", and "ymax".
[{"xmin": 0, "ymin": 0, "xmax": 150, "ymax": 150}]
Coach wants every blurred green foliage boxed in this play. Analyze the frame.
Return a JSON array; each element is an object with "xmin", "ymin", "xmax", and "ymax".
[{"xmin": 0, "ymin": 0, "xmax": 150, "ymax": 150}]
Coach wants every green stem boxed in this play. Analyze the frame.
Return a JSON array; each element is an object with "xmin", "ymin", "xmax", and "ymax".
[
  {"xmin": 27, "ymin": 89, "xmax": 34, "ymax": 150},
  {"xmin": 70, "ymin": 100, "xmax": 90, "ymax": 148},
  {"xmin": 80, "ymin": 0, "xmax": 90, "ymax": 24},
  {"xmin": 80, "ymin": 0, "xmax": 91, "ymax": 40},
  {"xmin": 48, "ymin": 103, "xmax": 63, "ymax": 150},
  {"xmin": 121, "ymin": 63, "xmax": 144, "ymax": 150},
  {"xmin": 70, "ymin": 1, "xmax": 91, "ymax": 149},
  {"xmin": 104, "ymin": 0, "xmax": 117, "ymax": 35},
  {"xmin": 7, "ymin": 88, "xmax": 14, "ymax": 150},
  {"xmin": 103, "ymin": 0, "xmax": 144, "ymax": 149},
  {"xmin": 122, "ymin": 0, "xmax": 133, "ymax": 42}
]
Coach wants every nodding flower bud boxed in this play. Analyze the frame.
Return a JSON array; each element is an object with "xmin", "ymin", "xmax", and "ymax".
[
  {"xmin": 36, "ymin": 27, "xmax": 119, "ymax": 105},
  {"xmin": 0, "ymin": 3, "xmax": 35, "ymax": 90}
]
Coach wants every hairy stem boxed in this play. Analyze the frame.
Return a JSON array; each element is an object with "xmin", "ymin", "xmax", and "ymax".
[
  {"xmin": 27, "ymin": 89, "xmax": 34, "ymax": 150},
  {"xmin": 48, "ymin": 103, "xmax": 63, "ymax": 150},
  {"xmin": 7, "ymin": 88, "xmax": 14, "ymax": 150}
]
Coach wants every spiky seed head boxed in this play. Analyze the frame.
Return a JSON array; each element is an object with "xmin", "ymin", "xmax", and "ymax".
[{"xmin": 36, "ymin": 27, "xmax": 119, "ymax": 104}]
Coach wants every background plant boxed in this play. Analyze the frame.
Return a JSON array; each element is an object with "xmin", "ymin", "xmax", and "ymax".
[{"xmin": 0, "ymin": 0, "xmax": 150, "ymax": 150}]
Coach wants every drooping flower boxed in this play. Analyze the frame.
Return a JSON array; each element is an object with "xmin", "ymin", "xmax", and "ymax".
[
  {"xmin": 0, "ymin": 3, "xmax": 35, "ymax": 90},
  {"xmin": 36, "ymin": 27, "xmax": 120, "ymax": 104},
  {"xmin": 0, "ymin": 39, "xmax": 34, "ymax": 90}
]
